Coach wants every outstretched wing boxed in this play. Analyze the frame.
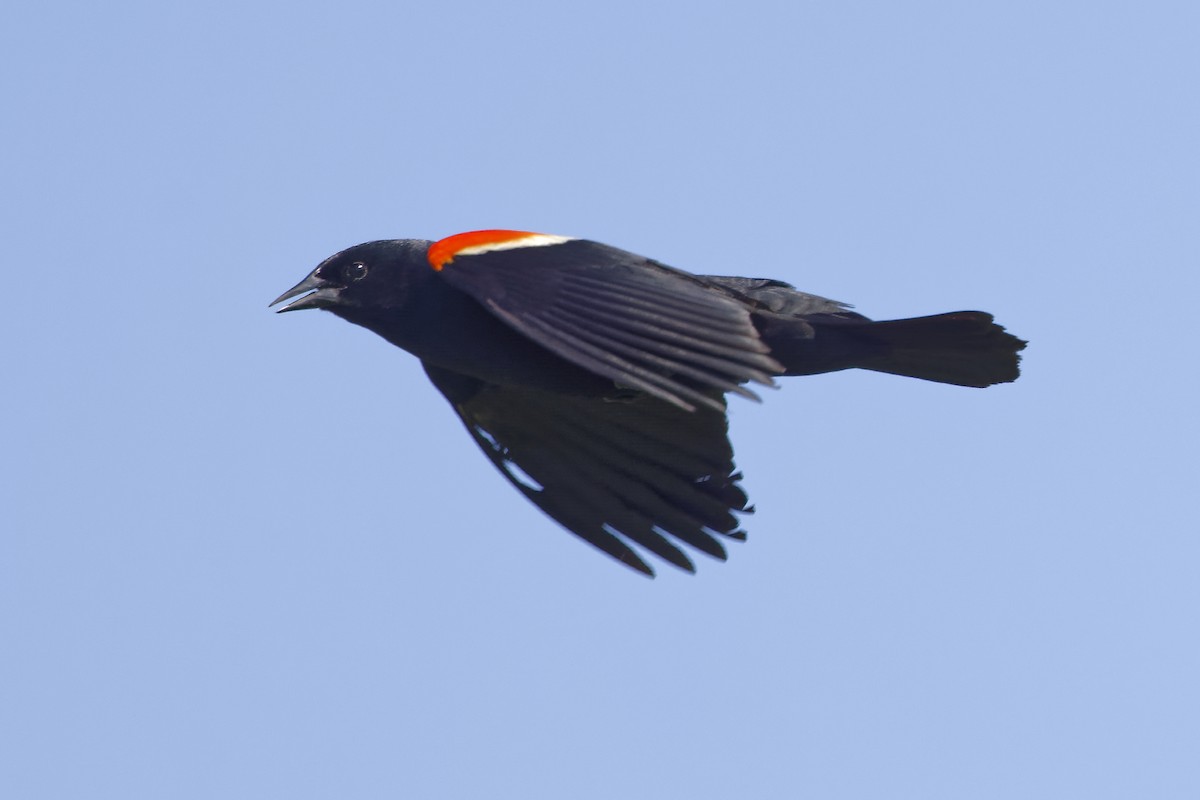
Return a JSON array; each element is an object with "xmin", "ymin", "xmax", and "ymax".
[
  {"xmin": 424, "ymin": 363, "xmax": 753, "ymax": 577},
  {"xmin": 428, "ymin": 231, "xmax": 784, "ymax": 412}
]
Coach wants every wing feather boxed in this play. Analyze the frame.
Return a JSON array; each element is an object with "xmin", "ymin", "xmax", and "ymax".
[
  {"xmin": 424, "ymin": 363, "xmax": 752, "ymax": 576},
  {"xmin": 434, "ymin": 238, "xmax": 784, "ymax": 411},
  {"xmin": 539, "ymin": 308, "xmax": 763, "ymax": 402}
]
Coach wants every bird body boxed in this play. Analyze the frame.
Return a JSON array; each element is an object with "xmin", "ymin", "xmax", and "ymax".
[{"xmin": 273, "ymin": 230, "xmax": 1026, "ymax": 576}]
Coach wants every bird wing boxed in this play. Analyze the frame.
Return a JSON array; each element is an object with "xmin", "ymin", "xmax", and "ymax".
[
  {"xmin": 424, "ymin": 363, "xmax": 753, "ymax": 577},
  {"xmin": 697, "ymin": 275, "xmax": 863, "ymax": 318},
  {"xmin": 428, "ymin": 231, "xmax": 784, "ymax": 412}
]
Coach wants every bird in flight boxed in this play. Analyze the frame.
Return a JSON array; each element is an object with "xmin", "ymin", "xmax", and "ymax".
[{"xmin": 272, "ymin": 230, "xmax": 1026, "ymax": 576}]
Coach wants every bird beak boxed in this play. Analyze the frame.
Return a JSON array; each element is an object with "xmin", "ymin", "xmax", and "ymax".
[{"xmin": 270, "ymin": 271, "xmax": 341, "ymax": 313}]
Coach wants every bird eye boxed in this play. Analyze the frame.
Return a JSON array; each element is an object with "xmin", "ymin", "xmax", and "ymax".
[{"xmin": 344, "ymin": 262, "xmax": 368, "ymax": 282}]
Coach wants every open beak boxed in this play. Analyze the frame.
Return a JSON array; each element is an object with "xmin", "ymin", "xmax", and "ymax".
[{"xmin": 270, "ymin": 272, "xmax": 342, "ymax": 313}]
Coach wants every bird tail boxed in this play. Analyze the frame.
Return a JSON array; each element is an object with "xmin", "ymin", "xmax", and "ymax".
[{"xmin": 770, "ymin": 311, "xmax": 1027, "ymax": 388}]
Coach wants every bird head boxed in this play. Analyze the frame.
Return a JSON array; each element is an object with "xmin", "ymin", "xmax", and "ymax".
[{"xmin": 270, "ymin": 239, "xmax": 431, "ymax": 315}]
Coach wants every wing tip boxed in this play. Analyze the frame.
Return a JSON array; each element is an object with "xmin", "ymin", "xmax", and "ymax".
[{"xmin": 618, "ymin": 550, "xmax": 657, "ymax": 577}]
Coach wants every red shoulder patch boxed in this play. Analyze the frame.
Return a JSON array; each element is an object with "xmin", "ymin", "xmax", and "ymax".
[{"xmin": 427, "ymin": 230, "xmax": 573, "ymax": 271}]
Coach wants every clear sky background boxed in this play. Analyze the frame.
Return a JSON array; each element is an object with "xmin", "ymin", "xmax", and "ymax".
[{"xmin": 2, "ymin": 1, "xmax": 1197, "ymax": 798}]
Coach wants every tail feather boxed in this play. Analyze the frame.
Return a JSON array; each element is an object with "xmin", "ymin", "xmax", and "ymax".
[
  {"xmin": 767, "ymin": 311, "xmax": 1026, "ymax": 388},
  {"xmin": 853, "ymin": 311, "xmax": 1026, "ymax": 387}
]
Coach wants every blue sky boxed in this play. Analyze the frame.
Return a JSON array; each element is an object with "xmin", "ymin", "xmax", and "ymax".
[{"xmin": 2, "ymin": 1, "xmax": 1197, "ymax": 797}]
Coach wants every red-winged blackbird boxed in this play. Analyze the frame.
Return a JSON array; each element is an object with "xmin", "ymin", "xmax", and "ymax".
[{"xmin": 272, "ymin": 230, "xmax": 1026, "ymax": 576}]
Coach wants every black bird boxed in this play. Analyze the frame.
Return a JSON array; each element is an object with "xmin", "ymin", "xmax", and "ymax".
[{"xmin": 272, "ymin": 230, "xmax": 1025, "ymax": 576}]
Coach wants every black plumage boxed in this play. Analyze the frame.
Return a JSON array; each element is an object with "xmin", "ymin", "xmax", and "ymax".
[{"xmin": 272, "ymin": 231, "xmax": 1026, "ymax": 576}]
